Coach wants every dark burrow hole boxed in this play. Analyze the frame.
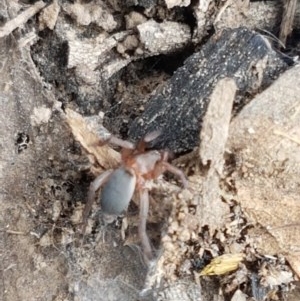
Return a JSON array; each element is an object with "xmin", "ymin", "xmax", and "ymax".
[
  {"xmin": 16, "ymin": 132, "xmax": 30, "ymax": 153},
  {"xmin": 285, "ymin": 28, "xmax": 300, "ymax": 57},
  {"xmin": 191, "ymin": 250, "xmax": 213, "ymax": 272},
  {"xmin": 103, "ymin": 45, "xmax": 195, "ymax": 139},
  {"xmin": 16, "ymin": 132, "xmax": 30, "ymax": 144}
]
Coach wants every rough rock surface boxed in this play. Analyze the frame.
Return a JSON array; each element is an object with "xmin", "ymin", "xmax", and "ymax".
[{"xmin": 129, "ymin": 27, "xmax": 290, "ymax": 153}]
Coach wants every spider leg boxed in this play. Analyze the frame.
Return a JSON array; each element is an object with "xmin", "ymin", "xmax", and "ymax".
[
  {"xmin": 109, "ymin": 135, "xmax": 136, "ymax": 162},
  {"xmin": 162, "ymin": 161, "xmax": 188, "ymax": 188},
  {"xmin": 136, "ymin": 130, "xmax": 162, "ymax": 153},
  {"xmin": 81, "ymin": 169, "xmax": 113, "ymax": 234},
  {"xmin": 143, "ymin": 130, "xmax": 161, "ymax": 143},
  {"xmin": 91, "ymin": 134, "xmax": 135, "ymax": 150},
  {"xmin": 109, "ymin": 135, "xmax": 135, "ymax": 149},
  {"xmin": 139, "ymin": 188, "xmax": 154, "ymax": 262}
]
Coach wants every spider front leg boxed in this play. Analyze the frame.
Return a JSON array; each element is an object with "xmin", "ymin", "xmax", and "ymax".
[
  {"xmin": 139, "ymin": 188, "xmax": 154, "ymax": 262},
  {"xmin": 163, "ymin": 161, "xmax": 189, "ymax": 189},
  {"xmin": 109, "ymin": 135, "xmax": 135, "ymax": 149},
  {"xmin": 81, "ymin": 169, "xmax": 113, "ymax": 234}
]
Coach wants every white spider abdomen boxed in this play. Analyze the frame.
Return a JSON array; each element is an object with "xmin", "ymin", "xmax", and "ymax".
[{"xmin": 100, "ymin": 167, "xmax": 136, "ymax": 215}]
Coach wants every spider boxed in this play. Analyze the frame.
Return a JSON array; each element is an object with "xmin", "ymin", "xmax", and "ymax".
[{"xmin": 81, "ymin": 131, "xmax": 188, "ymax": 262}]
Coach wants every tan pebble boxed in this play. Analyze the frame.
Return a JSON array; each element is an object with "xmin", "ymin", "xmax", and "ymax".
[
  {"xmin": 182, "ymin": 206, "xmax": 189, "ymax": 214},
  {"xmin": 169, "ymin": 220, "xmax": 179, "ymax": 231},
  {"xmin": 164, "ymin": 242, "xmax": 175, "ymax": 251},
  {"xmin": 181, "ymin": 189, "xmax": 193, "ymax": 199},
  {"xmin": 116, "ymin": 43, "xmax": 126, "ymax": 54},
  {"xmin": 135, "ymin": 47, "xmax": 144, "ymax": 55},
  {"xmin": 170, "ymin": 275, "xmax": 178, "ymax": 281},
  {"xmin": 178, "ymin": 229, "xmax": 190, "ymax": 242},
  {"xmin": 123, "ymin": 35, "xmax": 139, "ymax": 49},
  {"xmin": 190, "ymin": 197, "xmax": 199, "ymax": 206},
  {"xmin": 125, "ymin": 11, "xmax": 147, "ymax": 29},
  {"xmin": 39, "ymin": 233, "xmax": 52, "ymax": 247},
  {"xmin": 161, "ymin": 235, "xmax": 172, "ymax": 242},
  {"xmin": 168, "ymin": 217, "xmax": 173, "ymax": 223},
  {"xmin": 177, "ymin": 212, "xmax": 185, "ymax": 220},
  {"xmin": 191, "ymin": 231, "xmax": 197, "ymax": 240},
  {"xmin": 171, "ymin": 234, "xmax": 178, "ymax": 242}
]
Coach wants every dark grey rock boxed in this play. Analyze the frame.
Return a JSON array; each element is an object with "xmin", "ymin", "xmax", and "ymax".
[{"xmin": 128, "ymin": 27, "xmax": 290, "ymax": 153}]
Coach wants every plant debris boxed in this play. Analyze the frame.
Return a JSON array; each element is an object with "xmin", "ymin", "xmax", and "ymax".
[{"xmin": 1, "ymin": 0, "xmax": 300, "ymax": 300}]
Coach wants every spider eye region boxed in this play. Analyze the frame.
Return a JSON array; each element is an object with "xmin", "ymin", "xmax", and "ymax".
[{"xmin": 100, "ymin": 167, "xmax": 136, "ymax": 215}]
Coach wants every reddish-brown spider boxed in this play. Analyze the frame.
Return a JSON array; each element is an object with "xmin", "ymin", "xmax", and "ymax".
[{"xmin": 81, "ymin": 131, "xmax": 188, "ymax": 262}]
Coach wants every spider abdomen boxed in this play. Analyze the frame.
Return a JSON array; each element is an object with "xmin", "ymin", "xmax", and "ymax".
[{"xmin": 100, "ymin": 167, "xmax": 136, "ymax": 215}]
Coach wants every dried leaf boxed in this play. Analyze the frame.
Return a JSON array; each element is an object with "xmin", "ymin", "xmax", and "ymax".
[{"xmin": 200, "ymin": 253, "xmax": 245, "ymax": 276}]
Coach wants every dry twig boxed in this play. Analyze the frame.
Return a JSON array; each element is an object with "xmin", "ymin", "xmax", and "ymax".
[{"xmin": 279, "ymin": 0, "xmax": 297, "ymax": 46}]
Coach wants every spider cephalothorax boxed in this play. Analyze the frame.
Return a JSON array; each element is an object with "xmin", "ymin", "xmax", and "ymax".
[{"xmin": 82, "ymin": 132, "xmax": 188, "ymax": 262}]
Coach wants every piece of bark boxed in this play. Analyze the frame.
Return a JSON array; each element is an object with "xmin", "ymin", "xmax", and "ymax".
[
  {"xmin": 214, "ymin": 0, "xmax": 274, "ymax": 31},
  {"xmin": 192, "ymin": 0, "xmax": 292, "ymax": 42},
  {"xmin": 214, "ymin": 1, "xmax": 300, "ymax": 34},
  {"xmin": 192, "ymin": 0, "xmax": 214, "ymax": 42},
  {"xmin": 199, "ymin": 78, "xmax": 237, "ymax": 170},
  {"xmin": 67, "ymin": 31, "xmax": 128, "ymax": 70},
  {"xmin": 0, "ymin": 1, "xmax": 47, "ymax": 38},
  {"xmin": 227, "ymin": 64, "xmax": 300, "ymax": 278},
  {"xmin": 186, "ymin": 0, "xmax": 300, "ymax": 43},
  {"xmin": 137, "ymin": 20, "xmax": 191, "ymax": 55},
  {"xmin": 62, "ymin": 0, "xmax": 117, "ymax": 32},
  {"xmin": 62, "ymin": 18, "xmax": 191, "ymax": 86},
  {"xmin": 279, "ymin": 0, "xmax": 297, "ymax": 46},
  {"xmin": 67, "ymin": 19, "xmax": 190, "ymax": 73},
  {"xmin": 64, "ymin": 108, "xmax": 121, "ymax": 172},
  {"xmin": 129, "ymin": 27, "xmax": 289, "ymax": 153},
  {"xmin": 198, "ymin": 78, "xmax": 237, "ymax": 234}
]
